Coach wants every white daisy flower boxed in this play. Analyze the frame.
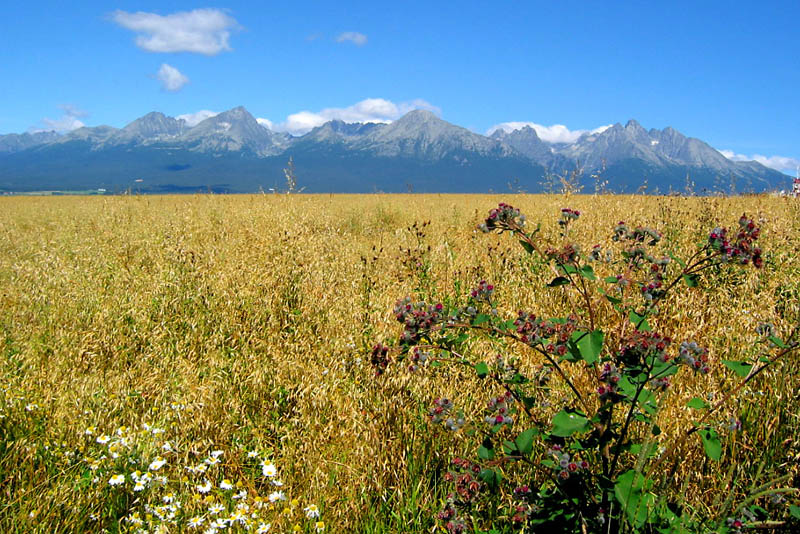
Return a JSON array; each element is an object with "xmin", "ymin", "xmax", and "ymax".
[
  {"xmin": 268, "ymin": 491, "xmax": 286, "ymax": 502},
  {"xmin": 219, "ymin": 479, "xmax": 233, "ymax": 490},
  {"xmin": 197, "ymin": 480, "xmax": 212, "ymax": 494},
  {"xmin": 149, "ymin": 457, "xmax": 167, "ymax": 471},
  {"xmin": 261, "ymin": 462, "xmax": 277, "ymax": 477},
  {"xmin": 108, "ymin": 474, "xmax": 125, "ymax": 486},
  {"xmin": 256, "ymin": 523, "xmax": 271, "ymax": 534},
  {"xmin": 304, "ymin": 504, "xmax": 320, "ymax": 518}
]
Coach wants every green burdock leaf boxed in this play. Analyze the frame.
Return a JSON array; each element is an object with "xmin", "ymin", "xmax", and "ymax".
[
  {"xmin": 520, "ymin": 240, "xmax": 535, "ymax": 254},
  {"xmin": 651, "ymin": 357, "xmax": 678, "ymax": 378},
  {"xmin": 569, "ymin": 329, "xmax": 604, "ymax": 365},
  {"xmin": 479, "ymin": 468, "xmax": 502, "ymax": 489},
  {"xmin": 547, "ymin": 276, "xmax": 570, "ymax": 287},
  {"xmin": 722, "ymin": 360, "xmax": 752, "ymax": 378},
  {"xmin": 551, "ymin": 409, "xmax": 590, "ymax": 437},
  {"xmin": 629, "ymin": 310, "xmax": 651, "ymax": 331},
  {"xmin": 605, "ymin": 276, "xmax": 620, "ymax": 283},
  {"xmin": 789, "ymin": 505, "xmax": 800, "ymax": 519},
  {"xmin": 478, "ymin": 444, "xmax": 495, "ymax": 460},
  {"xmin": 682, "ymin": 274, "xmax": 700, "ymax": 287},
  {"xmin": 473, "ymin": 314, "xmax": 491, "ymax": 326},
  {"xmin": 522, "ymin": 395, "xmax": 536, "ymax": 410},
  {"xmin": 686, "ymin": 397, "xmax": 709, "ymax": 410},
  {"xmin": 579, "ymin": 264, "xmax": 596, "ymax": 280},
  {"xmin": 515, "ymin": 428, "xmax": 537, "ymax": 456},
  {"xmin": 474, "ymin": 362, "xmax": 489, "ymax": 379},
  {"xmin": 768, "ymin": 335, "xmax": 787, "ymax": 348},
  {"xmin": 508, "ymin": 372, "xmax": 527, "ymax": 384},
  {"xmin": 699, "ymin": 428, "xmax": 722, "ymax": 461},
  {"xmin": 614, "ymin": 470, "xmax": 654, "ymax": 528},
  {"xmin": 558, "ymin": 263, "xmax": 578, "ymax": 275}
]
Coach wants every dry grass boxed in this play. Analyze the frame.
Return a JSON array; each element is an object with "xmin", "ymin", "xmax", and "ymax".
[{"xmin": 0, "ymin": 194, "xmax": 798, "ymax": 532}]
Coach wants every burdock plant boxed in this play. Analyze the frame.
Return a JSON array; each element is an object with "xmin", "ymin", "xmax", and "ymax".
[{"xmin": 375, "ymin": 203, "xmax": 799, "ymax": 533}]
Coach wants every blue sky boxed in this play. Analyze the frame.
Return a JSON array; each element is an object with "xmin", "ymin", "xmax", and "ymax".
[{"xmin": 2, "ymin": 1, "xmax": 798, "ymax": 173}]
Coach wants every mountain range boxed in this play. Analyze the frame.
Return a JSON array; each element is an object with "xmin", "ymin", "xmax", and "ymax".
[{"xmin": 0, "ymin": 107, "xmax": 790, "ymax": 194}]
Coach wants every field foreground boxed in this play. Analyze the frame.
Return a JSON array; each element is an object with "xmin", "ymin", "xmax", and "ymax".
[{"xmin": 1, "ymin": 194, "xmax": 799, "ymax": 532}]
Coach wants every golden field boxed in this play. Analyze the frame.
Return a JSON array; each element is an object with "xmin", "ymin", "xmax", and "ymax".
[{"xmin": 0, "ymin": 194, "xmax": 798, "ymax": 533}]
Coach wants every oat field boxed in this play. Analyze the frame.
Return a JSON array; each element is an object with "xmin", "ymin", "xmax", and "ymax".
[{"xmin": 1, "ymin": 194, "xmax": 798, "ymax": 533}]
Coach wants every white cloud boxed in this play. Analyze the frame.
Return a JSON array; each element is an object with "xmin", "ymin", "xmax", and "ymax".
[
  {"xmin": 256, "ymin": 118, "xmax": 274, "ymax": 130},
  {"xmin": 111, "ymin": 9, "xmax": 239, "ymax": 55},
  {"xmin": 336, "ymin": 31, "xmax": 367, "ymax": 46},
  {"xmin": 157, "ymin": 64, "xmax": 189, "ymax": 92},
  {"xmin": 487, "ymin": 122, "xmax": 611, "ymax": 144},
  {"xmin": 176, "ymin": 110, "xmax": 219, "ymax": 127},
  {"xmin": 34, "ymin": 105, "xmax": 87, "ymax": 133},
  {"xmin": 719, "ymin": 150, "xmax": 799, "ymax": 174},
  {"xmin": 269, "ymin": 98, "xmax": 441, "ymax": 135}
]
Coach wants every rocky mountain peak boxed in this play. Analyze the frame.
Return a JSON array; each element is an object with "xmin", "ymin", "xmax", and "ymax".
[
  {"xmin": 625, "ymin": 119, "xmax": 643, "ymax": 130},
  {"xmin": 179, "ymin": 106, "xmax": 282, "ymax": 156},
  {"xmin": 121, "ymin": 112, "xmax": 186, "ymax": 139}
]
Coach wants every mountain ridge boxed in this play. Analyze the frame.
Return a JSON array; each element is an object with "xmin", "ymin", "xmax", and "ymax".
[{"xmin": 0, "ymin": 106, "xmax": 790, "ymax": 194}]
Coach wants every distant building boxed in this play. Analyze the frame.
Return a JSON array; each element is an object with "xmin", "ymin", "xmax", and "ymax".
[{"xmin": 792, "ymin": 177, "xmax": 800, "ymax": 198}]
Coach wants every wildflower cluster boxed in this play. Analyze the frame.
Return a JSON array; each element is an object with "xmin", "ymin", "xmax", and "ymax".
[
  {"xmin": 708, "ymin": 214, "xmax": 763, "ymax": 268},
  {"xmin": 559, "ymin": 208, "xmax": 581, "ymax": 223},
  {"xmin": 429, "ymin": 398, "xmax": 453, "ymax": 423},
  {"xmin": 678, "ymin": 341, "xmax": 710, "ymax": 374},
  {"xmin": 510, "ymin": 485, "xmax": 536, "ymax": 524},
  {"xmin": 484, "ymin": 391, "xmax": 514, "ymax": 427},
  {"xmin": 445, "ymin": 457, "xmax": 484, "ymax": 502},
  {"xmin": 493, "ymin": 353, "xmax": 528, "ymax": 383},
  {"xmin": 71, "ymin": 407, "xmax": 327, "ymax": 534},
  {"xmin": 558, "ymin": 208, "xmax": 580, "ymax": 233},
  {"xmin": 544, "ymin": 243, "xmax": 580, "ymax": 265},
  {"xmin": 614, "ymin": 222, "xmax": 663, "ymax": 246},
  {"xmin": 589, "ymin": 244, "xmax": 612, "ymax": 262},
  {"xmin": 438, "ymin": 457, "xmax": 489, "ymax": 533},
  {"xmin": 393, "ymin": 297, "xmax": 444, "ymax": 344},
  {"xmin": 725, "ymin": 516, "xmax": 746, "ymax": 534},
  {"xmin": 429, "ymin": 398, "xmax": 464, "ymax": 430},
  {"xmin": 613, "ymin": 222, "xmax": 666, "ymax": 270},
  {"xmin": 369, "ymin": 343, "xmax": 391, "ymax": 375},
  {"xmin": 437, "ymin": 504, "xmax": 468, "ymax": 534},
  {"xmin": 616, "ymin": 331, "xmax": 672, "ymax": 367},
  {"xmin": 478, "ymin": 202, "xmax": 526, "ymax": 233},
  {"xmin": 469, "ymin": 280, "xmax": 495, "ymax": 303},
  {"xmin": 597, "ymin": 362, "xmax": 621, "ymax": 400},
  {"xmin": 377, "ymin": 203, "xmax": 796, "ymax": 534},
  {"xmin": 514, "ymin": 312, "xmax": 579, "ymax": 356},
  {"xmin": 408, "ymin": 346, "xmax": 431, "ymax": 372},
  {"xmin": 546, "ymin": 445, "xmax": 590, "ymax": 481}
]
